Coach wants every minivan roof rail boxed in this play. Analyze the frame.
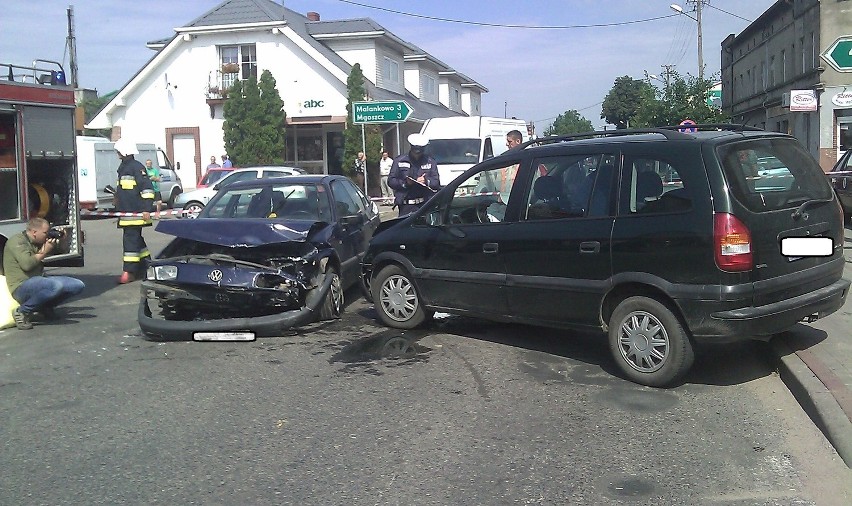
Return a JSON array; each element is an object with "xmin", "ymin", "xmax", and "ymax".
[{"xmin": 517, "ymin": 123, "xmax": 767, "ymax": 150}]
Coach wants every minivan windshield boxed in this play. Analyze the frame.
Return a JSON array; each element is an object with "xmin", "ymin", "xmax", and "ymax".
[
  {"xmin": 717, "ymin": 138, "xmax": 832, "ymax": 212},
  {"xmin": 428, "ymin": 139, "xmax": 481, "ymax": 164}
]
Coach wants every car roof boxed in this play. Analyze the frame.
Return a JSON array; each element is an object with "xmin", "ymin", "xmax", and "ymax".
[
  {"xmin": 509, "ymin": 125, "xmax": 793, "ymax": 158},
  {"xmin": 227, "ymin": 166, "xmax": 300, "ymax": 172},
  {"xmin": 221, "ymin": 174, "xmax": 345, "ymax": 190}
]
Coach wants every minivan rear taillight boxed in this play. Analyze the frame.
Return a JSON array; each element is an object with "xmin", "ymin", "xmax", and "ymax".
[{"xmin": 714, "ymin": 213, "xmax": 753, "ymax": 272}]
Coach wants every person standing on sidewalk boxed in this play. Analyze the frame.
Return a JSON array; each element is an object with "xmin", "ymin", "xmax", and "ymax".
[
  {"xmin": 379, "ymin": 150, "xmax": 394, "ymax": 204},
  {"xmin": 113, "ymin": 138, "xmax": 155, "ymax": 284},
  {"xmin": 3, "ymin": 218, "xmax": 85, "ymax": 330}
]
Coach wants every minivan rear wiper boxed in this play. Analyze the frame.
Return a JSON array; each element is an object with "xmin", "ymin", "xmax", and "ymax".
[{"xmin": 791, "ymin": 196, "xmax": 835, "ymax": 220}]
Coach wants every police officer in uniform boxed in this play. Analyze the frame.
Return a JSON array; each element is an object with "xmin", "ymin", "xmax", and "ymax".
[
  {"xmin": 113, "ymin": 138, "xmax": 156, "ymax": 284},
  {"xmin": 387, "ymin": 134, "xmax": 440, "ymax": 216}
]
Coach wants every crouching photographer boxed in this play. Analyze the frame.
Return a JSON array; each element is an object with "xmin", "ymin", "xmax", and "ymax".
[{"xmin": 2, "ymin": 217, "xmax": 85, "ymax": 330}]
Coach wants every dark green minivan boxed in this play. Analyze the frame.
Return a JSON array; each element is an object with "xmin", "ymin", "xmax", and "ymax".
[{"xmin": 361, "ymin": 126, "xmax": 850, "ymax": 387}]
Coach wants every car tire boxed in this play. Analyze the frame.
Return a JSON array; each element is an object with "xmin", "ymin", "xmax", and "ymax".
[
  {"xmin": 372, "ymin": 264, "xmax": 427, "ymax": 329},
  {"xmin": 167, "ymin": 189, "xmax": 181, "ymax": 209},
  {"xmin": 318, "ymin": 263, "xmax": 343, "ymax": 321},
  {"xmin": 183, "ymin": 201, "xmax": 204, "ymax": 218},
  {"xmin": 608, "ymin": 296, "xmax": 694, "ymax": 387}
]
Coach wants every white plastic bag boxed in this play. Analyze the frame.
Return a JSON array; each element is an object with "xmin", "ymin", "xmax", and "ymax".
[{"xmin": 0, "ymin": 275, "xmax": 20, "ymax": 330}]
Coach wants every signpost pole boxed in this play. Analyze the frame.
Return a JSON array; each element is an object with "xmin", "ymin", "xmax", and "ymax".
[{"xmin": 361, "ymin": 123, "xmax": 367, "ymax": 196}]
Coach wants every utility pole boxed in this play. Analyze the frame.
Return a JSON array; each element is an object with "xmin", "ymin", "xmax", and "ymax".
[
  {"xmin": 670, "ymin": 1, "xmax": 704, "ymax": 80},
  {"xmin": 695, "ymin": 0, "xmax": 703, "ymax": 81},
  {"xmin": 66, "ymin": 5, "xmax": 79, "ymax": 88},
  {"xmin": 661, "ymin": 64, "xmax": 676, "ymax": 89}
]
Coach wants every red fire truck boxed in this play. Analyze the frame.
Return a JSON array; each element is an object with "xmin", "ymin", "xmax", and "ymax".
[{"xmin": 0, "ymin": 59, "xmax": 83, "ymax": 267}]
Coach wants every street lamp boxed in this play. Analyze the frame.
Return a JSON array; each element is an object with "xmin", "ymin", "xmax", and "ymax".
[{"xmin": 670, "ymin": 2, "xmax": 703, "ymax": 80}]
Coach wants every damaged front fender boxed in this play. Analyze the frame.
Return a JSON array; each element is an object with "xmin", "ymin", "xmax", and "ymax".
[{"xmin": 137, "ymin": 265, "xmax": 336, "ymax": 340}]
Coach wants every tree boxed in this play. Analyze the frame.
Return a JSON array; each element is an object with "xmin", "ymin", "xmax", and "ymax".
[
  {"xmin": 343, "ymin": 64, "xmax": 366, "ymax": 178},
  {"xmin": 223, "ymin": 69, "xmax": 287, "ymax": 165},
  {"xmin": 78, "ymin": 91, "xmax": 116, "ymax": 136},
  {"xmin": 543, "ymin": 110, "xmax": 594, "ymax": 136},
  {"xmin": 601, "ymin": 76, "xmax": 654, "ymax": 129},
  {"xmin": 632, "ymin": 71, "xmax": 727, "ymax": 128}
]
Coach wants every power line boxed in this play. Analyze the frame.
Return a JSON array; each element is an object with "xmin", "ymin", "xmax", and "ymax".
[
  {"xmin": 705, "ymin": 3, "xmax": 753, "ymax": 23},
  {"xmin": 533, "ymin": 101, "xmax": 603, "ymax": 125},
  {"xmin": 336, "ymin": 0, "xmax": 679, "ymax": 29}
]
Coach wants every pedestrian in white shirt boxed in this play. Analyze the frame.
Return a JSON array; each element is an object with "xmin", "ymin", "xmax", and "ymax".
[{"xmin": 379, "ymin": 150, "xmax": 394, "ymax": 204}]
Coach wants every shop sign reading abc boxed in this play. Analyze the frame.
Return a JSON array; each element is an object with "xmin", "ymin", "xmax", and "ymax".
[
  {"xmin": 299, "ymin": 99, "xmax": 325, "ymax": 112},
  {"xmin": 789, "ymin": 90, "xmax": 817, "ymax": 112}
]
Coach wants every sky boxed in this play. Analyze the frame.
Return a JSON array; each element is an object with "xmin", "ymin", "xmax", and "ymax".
[{"xmin": 1, "ymin": 0, "xmax": 777, "ymax": 131}]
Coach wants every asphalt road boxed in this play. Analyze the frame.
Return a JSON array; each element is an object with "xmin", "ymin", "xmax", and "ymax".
[{"xmin": 1, "ymin": 217, "xmax": 851, "ymax": 505}]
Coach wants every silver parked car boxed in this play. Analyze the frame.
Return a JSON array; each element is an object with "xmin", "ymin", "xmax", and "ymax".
[
  {"xmin": 175, "ymin": 166, "xmax": 305, "ymax": 217},
  {"xmin": 158, "ymin": 166, "xmax": 183, "ymax": 208}
]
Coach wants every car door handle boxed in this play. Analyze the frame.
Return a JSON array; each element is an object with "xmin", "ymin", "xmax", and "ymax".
[
  {"xmin": 579, "ymin": 241, "xmax": 600, "ymax": 254},
  {"xmin": 483, "ymin": 242, "xmax": 499, "ymax": 254}
]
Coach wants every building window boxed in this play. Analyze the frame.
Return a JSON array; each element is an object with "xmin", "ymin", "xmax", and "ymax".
[
  {"xmin": 421, "ymin": 74, "xmax": 436, "ymax": 98},
  {"xmin": 383, "ymin": 57, "xmax": 399, "ymax": 84},
  {"xmin": 811, "ymin": 32, "xmax": 816, "ymax": 69},
  {"xmin": 472, "ymin": 96, "xmax": 480, "ymax": 113},
  {"xmin": 781, "ymin": 50, "xmax": 786, "ymax": 82},
  {"xmin": 760, "ymin": 61, "xmax": 765, "ymax": 91},
  {"xmin": 800, "ymin": 36, "xmax": 806, "ymax": 73},
  {"xmin": 768, "ymin": 56, "xmax": 775, "ymax": 88},
  {"xmin": 220, "ymin": 44, "xmax": 257, "ymax": 90},
  {"xmin": 451, "ymin": 87, "xmax": 460, "ymax": 108}
]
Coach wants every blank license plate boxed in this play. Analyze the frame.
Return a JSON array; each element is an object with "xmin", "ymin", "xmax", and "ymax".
[
  {"xmin": 193, "ymin": 331, "xmax": 256, "ymax": 342},
  {"xmin": 780, "ymin": 237, "xmax": 833, "ymax": 257}
]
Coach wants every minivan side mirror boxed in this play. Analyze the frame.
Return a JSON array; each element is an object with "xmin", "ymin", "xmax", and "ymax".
[{"xmin": 175, "ymin": 161, "xmax": 181, "ymax": 170}]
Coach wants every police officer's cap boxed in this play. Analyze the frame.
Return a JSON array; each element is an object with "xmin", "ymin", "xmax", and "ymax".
[{"xmin": 408, "ymin": 133, "xmax": 429, "ymax": 148}]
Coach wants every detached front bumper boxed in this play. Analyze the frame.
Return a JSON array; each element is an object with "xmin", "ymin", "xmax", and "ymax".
[{"xmin": 137, "ymin": 269, "xmax": 335, "ymax": 340}]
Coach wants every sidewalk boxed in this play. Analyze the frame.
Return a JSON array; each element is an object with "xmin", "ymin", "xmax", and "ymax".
[{"xmin": 771, "ymin": 224, "xmax": 852, "ymax": 467}]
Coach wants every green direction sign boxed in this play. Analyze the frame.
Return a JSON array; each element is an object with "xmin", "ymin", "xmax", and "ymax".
[
  {"xmin": 352, "ymin": 101, "xmax": 413, "ymax": 124},
  {"xmin": 823, "ymin": 37, "xmax": 852, "ymax": 72}
]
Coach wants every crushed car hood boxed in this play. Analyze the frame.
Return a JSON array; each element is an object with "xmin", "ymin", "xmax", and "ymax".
[{"xmin": 155, "ymin": 218, "xmax": 320, "ymax": 247}]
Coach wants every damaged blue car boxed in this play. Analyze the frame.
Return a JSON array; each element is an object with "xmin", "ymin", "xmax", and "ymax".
[{"xmin": 138, "ymin": 175, "xmax": 380, "ymax": 339}]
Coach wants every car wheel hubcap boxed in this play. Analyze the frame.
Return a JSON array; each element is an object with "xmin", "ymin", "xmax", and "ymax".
[
  {"xmin": 617, "ymin": 310, "xmax": 669, "ymax": 373},
  {"xmin": 329, "ymin": 274, "xmax": 343, "ymax": 313},
  {"xmin": 380, "ymin": 275, "xmax": 418, "ymax": 322}
]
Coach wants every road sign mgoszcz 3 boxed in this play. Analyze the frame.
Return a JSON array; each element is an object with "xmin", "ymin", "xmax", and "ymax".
[{"xmin": 352, "ymin": 101, "xmax": 413, "ymax": 124}]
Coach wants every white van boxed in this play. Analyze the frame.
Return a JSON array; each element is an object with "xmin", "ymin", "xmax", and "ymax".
[
  {"xmin": 420, "ymin": 116, "xmax": 529, "ymax": 186},
  {"xmin": 76, "ymin": 136, "xmax": 180, "ymax": 210}
]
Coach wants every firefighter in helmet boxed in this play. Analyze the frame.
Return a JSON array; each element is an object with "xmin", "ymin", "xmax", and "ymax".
[{"xmin": 113, "ymin": 138, "xmax": 155, "ymax": 284}]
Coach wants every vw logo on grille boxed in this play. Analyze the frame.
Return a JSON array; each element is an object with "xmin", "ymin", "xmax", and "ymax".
[{"xmin": 208, "ymin": 269, "xmax": 223, "ymax": 282}]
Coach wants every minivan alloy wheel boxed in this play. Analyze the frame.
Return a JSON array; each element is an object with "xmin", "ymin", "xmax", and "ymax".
[
  {"xmin": 372, "ymin": 265, "xmax": 427, "ymax": 329},
  {"xmin": 381, "ymin": 274, "xmax": 418, "ymax": 321},
  {"xmin": 608, "ymin": 296, "xmax": 694, "ymax": 387},
  {"xmin": 616, "ymin": 310, "xmax": 669, "ymax": 373}
]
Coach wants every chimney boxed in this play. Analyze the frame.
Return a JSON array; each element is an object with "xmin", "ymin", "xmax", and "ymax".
[{"xmin": 307, "ymin": 11, "xmax": 320, "ymax": 21}]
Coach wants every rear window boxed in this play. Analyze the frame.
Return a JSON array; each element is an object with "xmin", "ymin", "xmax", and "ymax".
[
  {"xmin": 201, "ymin": 170, "xmax": 230, "ymax": 186},
  {"xmin": 717, "ymin": 138, "xmax": 832, "ymax": 212}
]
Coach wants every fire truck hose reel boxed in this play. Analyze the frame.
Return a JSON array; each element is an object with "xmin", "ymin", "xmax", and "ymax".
[{"xmin": 29, "ymin": 183, "xmax": 50, "ymax": 218}]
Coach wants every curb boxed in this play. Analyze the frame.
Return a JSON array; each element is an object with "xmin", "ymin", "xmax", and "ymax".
[{"xmin": 771, "ymin": 336, "xmax": 852, "ymax": 468}]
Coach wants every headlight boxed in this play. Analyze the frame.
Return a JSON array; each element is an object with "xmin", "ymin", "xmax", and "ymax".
[{"xmin": 148, "ymin": 265, "xmax": 178, "ymax": 280}]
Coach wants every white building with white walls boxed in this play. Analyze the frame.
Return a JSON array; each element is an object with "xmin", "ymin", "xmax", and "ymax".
[{"xmin": 87, "ymin": 0, "xmax": 487, "ymax": 190}]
